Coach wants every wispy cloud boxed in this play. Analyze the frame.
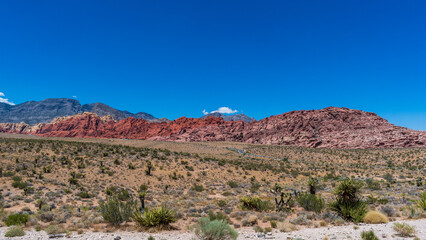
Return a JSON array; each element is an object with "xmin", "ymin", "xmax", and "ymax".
[
  {"xmin": 203, "ymin": 107, "xmax": 238, "ymax": 115},
  {"xmin": 72, "ymin": 96, "xmax": 77, "ymax": 98},
  {"xmin": 0, "ymin": 92, "xmax": 15, "ymax": 105}
]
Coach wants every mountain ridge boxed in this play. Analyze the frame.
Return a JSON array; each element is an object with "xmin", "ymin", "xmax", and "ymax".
[
  {"xmin": 0, "ymin": 98, "xmax": 160, "ymax": 125},
  {"xmin": 1, "ymin": 107, "xmax": 424, "ymax": 149}
]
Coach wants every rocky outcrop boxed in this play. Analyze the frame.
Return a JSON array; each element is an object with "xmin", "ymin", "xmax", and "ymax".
[{"xmin": 1, "ymin": 107, "xmax": 425, "ymax": 149}]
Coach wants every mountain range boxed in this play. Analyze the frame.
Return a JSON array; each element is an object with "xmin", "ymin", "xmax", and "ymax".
[
  {"xmin": 0, "ymin": 98, "xmax": 163, "ymax": 125},
  {"xmin": 0, "ymin": 103, "xmax": 424, "ymax": 149}
]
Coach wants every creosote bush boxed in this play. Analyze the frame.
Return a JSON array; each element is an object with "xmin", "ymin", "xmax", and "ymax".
[
  {"xmin": 193, "ymin": 217, "xmax": 238, "ymax": 240},
  {"xmin": 296, "ymin": 193, "xmax": 325, "ymax": 213},
  {"xmin": 5, "ymin": 213, "xmax": 29, "ymax": 226},
  {"xmin": 240, "ymin": 196, "xmax": 273, "ymax": 212},
  {"xmin": 361, "ymin": 230, "xmax": 379, "ymax": 240},
  {"xmin": 99, "ymin": 196, "xmax": 136, "ymax": 225},
  {"xmin": 5, "ymin": 227, "xmax": 25, "ymax": 237}
]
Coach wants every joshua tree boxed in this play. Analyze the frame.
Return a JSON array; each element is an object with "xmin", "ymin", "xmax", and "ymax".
[
  {"xmin": 137, "ymin": 184, "xmax": 148, "ymax": 212},
  {"xmin": 271, "ymin": 183, "xmax": 294, "ymax": 212},
  {"xmin": 145, "ymin": 161, "xmax": 154, "ymax": 176},
  {"xmin": 307, "ymin": 177, "xmax": 320, "ymax": 195}
]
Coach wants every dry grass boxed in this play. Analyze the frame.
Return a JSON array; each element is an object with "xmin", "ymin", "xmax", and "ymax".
[{"xmin": 364, "ymin": 211, "xmax": 389, "ymax": 224}]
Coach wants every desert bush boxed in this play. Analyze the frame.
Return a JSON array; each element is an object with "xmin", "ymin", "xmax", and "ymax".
[
  {"xmin": 117, "ymin": 189, "xmax": 131, "ymax": 201},
  {"xmin": 207, "ymin": 210, "xmax": 230, "ymax": 223},
  {"xmin": 45, "ymin": 224, "xmax": 66, "ymax": 235},
  {"xmin": 76, "ymin": 191, "xmax": 93, "ymax": 199},
  {"xmin": 365, "ymin": 179, "xmax": 381, "ymax": 190},
  {"xmin": 296, "ymin": 193, "xmax": 325, "ymax": 213},
  {"xmin": 253, "ymin": 225, "xmax": 263, "ymax": 232},
  {"xmin": 418, "ymin": 191, "xmax": 426, "ymax": 211},
  {"xmin": 227, "ymin": 181, "xmax": 238, "ymax": 188},
  {"xmin": 193, "ymin": 217, "xmax": 238, "ymax": 240},
  {"xmin": 133, "ymin": 206, "xmax": 176, "ymax": 229},
  {"xmin": 363, "ymin": 211, "xmax": 388, "ymax": 224},
  {"xmin": 392, "ymin": 222, "xmax": 416, "ymax": 237},
  {"xmin": 99, "ymin": 196, "xmax": 137, "ymax": 225},
  {"xmin": 277, "ymin": 222, "xmax": 298, "ymax": 232},
  {"xmin": 270, "ymin": 220, "xmax": 277, "ymax": 228},
  {"xmin": 241, "ymin": 214, "xmax": 257, "ymax": 226},
  {"xmin": 406, "ymin": 206, "xmax": 423, "ymax": 219},
  {"xmin": 379, "ymin": 205, "xmax": 396, "ymax": 217},
  {"xmin": 361, "ymin": 230, "xmax": 379, "ymax": 240},
  {"xmin": 4, "ymin": 227, "xmax": 25, "ymax": 237},
  {"xmin": 192, "ymin": 184, "xmax": 205, "ymax": 192},
  {"xmin": 329, "ymin": 179, "xmax": 367, "ymax": 223},
  {"xmin": 239, "ymin": 196, "xmax": 273, "ymax": 212},
  {"xmin": 5, "ymin": 213, "xmax": 29, "ymax": 226}
]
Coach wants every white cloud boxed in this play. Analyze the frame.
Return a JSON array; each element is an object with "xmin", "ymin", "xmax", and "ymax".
[
  {"xmin": 203, "ymin": 107, "xmax": 238, "ymax": 115},
  {"xmin": 0, "ymin": 92, "xmax": 15, "ymax": 105},
  {"xmin": 72, "ymin": 96, "xmax": 77, "ymax": 98}
]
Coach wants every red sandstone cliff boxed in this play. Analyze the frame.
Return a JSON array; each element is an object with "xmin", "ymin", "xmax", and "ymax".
[{"xmin": 1, "ymin": 108, "xmax": 424, "ymax": 149}]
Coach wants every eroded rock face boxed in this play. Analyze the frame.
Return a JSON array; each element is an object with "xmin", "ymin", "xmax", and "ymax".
[
  {"xmin": 1, "ymin": 107, "xmax": 425, "ymax": 149},
  {"xmin": 0, "ymin": 122, "xmax": 36, "ymax": 134}
]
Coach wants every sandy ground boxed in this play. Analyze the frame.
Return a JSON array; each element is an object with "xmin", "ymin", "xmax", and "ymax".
[{"xmin": 0, "ymin": 219, "xmax": 424, "ymax": 240}]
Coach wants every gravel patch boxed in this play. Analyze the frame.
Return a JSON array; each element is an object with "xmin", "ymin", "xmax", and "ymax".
[{"xmin": 0, "ymin": 219, "xmax": 424, "ymax": 240}]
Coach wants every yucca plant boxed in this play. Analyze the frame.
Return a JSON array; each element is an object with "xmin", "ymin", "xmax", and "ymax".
[
  {"xmin": 417, "ymin": 191, "xmax": 426, "ymax": 211},
  {"xmin": 329, "ymin": 179, "xmax": 367, "ymax": 223},
  {"xmin": 133, "ymin": 205, "xmax": 176, "ymax": 229}
]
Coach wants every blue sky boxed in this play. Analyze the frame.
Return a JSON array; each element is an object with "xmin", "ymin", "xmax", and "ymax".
[{"xmin": 0, "ymin": 1, "xmax": 425, "ymax": 130}]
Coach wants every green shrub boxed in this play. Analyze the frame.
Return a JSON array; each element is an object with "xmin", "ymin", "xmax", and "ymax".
[
  {"xmin": 361, "ymin": 230, "xmax": 379, "ymax": 240},
  {"xmin": 418, "ymin": 191, "xmax": 426, "ymax": 210},
  {"xmin": 148, "ymin": 236, "xmax": 155, "ymax": 240},
  {"xmin": 329, "ymin": 179, "xmax": 367, "ymax": 223},
  {"xmin": 365, "ymin": 179, "xmax": 381, "ymax": 190},
  {"xmin": 117, "ymin": 189, "xmax": 131, "ymax": 201},
  {"xmin": 296, "ymin": 193, "xmax": 325, "ymax": 213},
  {"xmin": 240, "ymin": 196, "xmax": 273, "ymax": 212},
  {"xmin": 5, "ymin": 213, "xmax": 29, "ymax": 226},
  {"xmin": 192, "ymin": 184, "xmax": 205, "ymax": 192},
  {"xmin": 44, "ymin": 224, "xmax": 66, "ymax": 235},
  {"xmin": 76, "ymin": 191, "xmax": 93, "ymax": 198},
  {"xmin": 207, "ymin": 210, "xmax": 230, "ymax": 223},
  {"xmin": 253, "ymin": 225, "xmax": 263, "ymax": 232},
  {"xmin": 133, "ymin": 206, "xmax": 177, "ymax": 229},
  {"xmin": 99, "ymin": 196, "xmax": 137, "ymax": 225},
  {"xmin": 392, "ymin": 223, "xmax": 416, "ymax": 237},
  {"xmin": 193, "ymin": 217, "xmax": 238, "ymax": 240},
  {"xmin": 270, "ymin": 220, "xmax": 277, "ymax": 228},
  {"xmin": 227, "ymin": 181, "xmax": 238, "ymax": 188},
  {"xmin": 4, "ymin": 227, "xmax": 25, "ymax": 237},
  {"xmin": 105, "ymin": 186, "xmax": 117, "ymax": 196}
]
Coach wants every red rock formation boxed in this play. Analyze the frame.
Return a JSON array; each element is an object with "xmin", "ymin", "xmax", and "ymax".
[{"xmin": 1, "ymin": 108, "xmax": 425, "ymax": 149}]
